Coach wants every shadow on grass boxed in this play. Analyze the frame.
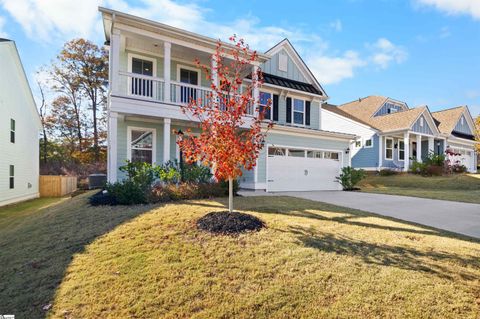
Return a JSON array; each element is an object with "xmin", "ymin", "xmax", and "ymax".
[
  {"xmin": 0, "ymin": 192, "xmax": 156, "ymax": 319},
  {"xmin": 288, "ymin": 225, "xmax": 479, "ymax": 281}
]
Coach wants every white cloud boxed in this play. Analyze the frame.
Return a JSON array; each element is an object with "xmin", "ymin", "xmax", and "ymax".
[
  {"xmin": 370, "ymin": 38, "xmax": 408, "ymax": 69},
  {"xmin": 415, "ymin": 0, "xmax": 480, "ymax": 19},
  {"xmin": 307, "ymin": 51, "xmax": 366, "ymax": 85},
  {"xmin": 0, "ymin": 0, "xmax": 99, "ymax": 41},
  {"xmin": 329, "ymin": 19, "xmax": 342, "ymax": 32},
  {"xmin": 0, "ymin": 16, "xmax": 7, "ymax": 38}
]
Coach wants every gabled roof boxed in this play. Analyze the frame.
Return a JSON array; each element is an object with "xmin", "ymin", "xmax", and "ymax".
[
  {"xmin": 265, "ymin": 38, "xmax": 328, "ymax": 98},
  {"xmin": 338, "ymin": 96, "xmax": 390, "ymax": 125},
  {"xmin": 432, "ymin": 106, "xmax": 467, "ymax": 135},
  {"xmin": 369, "ymin": 106, "xmax": 426, "ymax": 132},
  {"xmin": 0, "ymin": 40, "xmax": 42, "ymax": 128},
  {"xmin": 322, "ymin": 103, "xmax": 373, "ymax": 127}
]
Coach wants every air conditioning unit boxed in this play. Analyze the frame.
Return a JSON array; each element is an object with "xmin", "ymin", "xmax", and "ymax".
[{"xmin": 88, "ymin": 174, "xmax": 107, "ymax": 189}]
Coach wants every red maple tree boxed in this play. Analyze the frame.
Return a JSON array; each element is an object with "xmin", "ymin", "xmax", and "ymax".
[{"xmin": 177, "ymin": 35, "xmax": 272, "ymax": 212}]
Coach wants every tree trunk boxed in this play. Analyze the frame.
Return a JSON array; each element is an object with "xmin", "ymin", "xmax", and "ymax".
[
  {"xmin": 42, "ymin": 128, "xmax": 48, "ymax": 164},
  {"xmin": 228, "ymin": 177, "xmax": 233, "ymax": 213}
]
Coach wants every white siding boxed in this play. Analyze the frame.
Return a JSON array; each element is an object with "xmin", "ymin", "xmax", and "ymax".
[{"xmin": 0, "ymin": 41, "xmax": 41, "ymax": 206}]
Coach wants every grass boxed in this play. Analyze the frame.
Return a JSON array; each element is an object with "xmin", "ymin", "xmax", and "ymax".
[
  {"xmin": 359, "ymin": 173, "xmax": 480, "ymax": 204},
  {"xmin": 1, "ymin": 193, "xmax": 479, "ymax": 318}
]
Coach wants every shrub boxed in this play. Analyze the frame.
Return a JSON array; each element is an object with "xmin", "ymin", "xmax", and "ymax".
[
  {"xmin": 220, "ymin": 179, "xmax": 239, "ymax": 195},
  {"xmin": 119, "ymin": 161, "xmax": 157, "ymax": 191},
  {"xmin": 89, "ymin": 190, "xmax": 117, "ymax": 206},
  {"xmin": 426, "ymin": 165, "xmax": 444, "ymax": 176},
  {"xmin": 379, "ymin": 169, "xmax": 397, "ymax": 176},
  {"xmin": 424, "ymin": 152, "xmax": 446, "ymax": 166},
  {"xmin": 148, "ymin": 182, "xmax": 230, "ymax": 203},
  {"xmin": 411, "ymin": 161, "xmax": 428, "ymax": 175},
  {"xmin": 105, "ymin": 180, "xmax": 147, "ymax": 205},
  {"xmin": 181, "ymin": 163, "xmax": 212, "ymax": 183},
  {"xmin": 336, "ymin": 166, "xmax": 366, "ymax": 191}
]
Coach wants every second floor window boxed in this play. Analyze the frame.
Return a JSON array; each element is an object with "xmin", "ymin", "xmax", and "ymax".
[
  {"xmin": 179, "ymin": 67, "xmax": 199, "ymax": 104},
  {"xmin": 259, "ymin": 92, "xmax": 272, "ymax": 120},
  {"xmin": 293, "ymin": 99, "xmax": 305, "ymax": 125},
  {"xmin": 10, "ymin": 119, "xmax": 15, "ymax": 143}
]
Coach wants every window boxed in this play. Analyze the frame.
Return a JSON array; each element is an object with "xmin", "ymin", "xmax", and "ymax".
[
  {"xmin": 385, "ymin": 138, "xmax": 393, "ymax": 160},
  {"xmin": 355, "ymin": 140, "xmax": 362, "ymax": 148},
  {"xmin": 324, "ymin": 152, "xmax": 339, "ymax": 160},
  {"xmin": 259, "ymin": 91, "xmax": 272, "ymax": 120},
  {"xmin": 365, "ymin": 139, "xmax": 373, "ymax": 148},
  {"xmin": 398, "ymin": 141, "xmax": 405, "ymax": 161},
  {"xmin": 278, "ymin": 53, "xmax": 288, "ymax": 72},
  {"xmin": 9, "ymin": 165, "xmax": 14, "ymax": 189},
  {"xmin": 268, "ymin": 147, "xmax": 286, "ymax": 156},
  {"xmin": 293, "ymin": 99, "xmax": 305, "ymax": 125},
  {"xmin": 307, "ymin": 150, "xmax": 323, "ymax": 159},
  {"xmin": 288, "ymin": 149, "xmax": 305, "ymax": 157},
  {"xmin": 130, "ymin": 57, "xmax": 154, "ymax": 97},
  {"xmin": 461, "ymin": 116, "xmax": 464, "ymax": 125},
  {"xmin": 10, "ymin": 119, "xmax": 15, "ymax": 143},
  {"xmin": 129, "ymin": 128, "xmax": 155, "ymax": 164},
  {"xmin": 388, "ymin": 108, "xmax": 398, "ymax": 114}
]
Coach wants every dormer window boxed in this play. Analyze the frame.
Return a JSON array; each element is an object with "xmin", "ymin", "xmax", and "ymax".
[{"xmin": 388, "ymin": 108, "xmax": 398, "ymax": 114}]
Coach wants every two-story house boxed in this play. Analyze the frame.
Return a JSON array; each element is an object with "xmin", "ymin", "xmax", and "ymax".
[
  {"xmin": 0, "ymin": 39, "xmax": 42, "ymax": 206},
  {"xmin": 322, "ymin": 96, "xmax": 478, "ymax": 172},
  {"xmin": 100, "ymin": 8, "xmax": 356, "ymax": 192}
]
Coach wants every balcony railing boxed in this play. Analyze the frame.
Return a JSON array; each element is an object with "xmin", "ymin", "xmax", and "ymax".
[{"xmin": 117, "ymin": 72, "xmax": 255, "ymax": 115}]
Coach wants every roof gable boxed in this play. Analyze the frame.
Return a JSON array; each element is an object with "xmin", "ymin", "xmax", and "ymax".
[
  {"xmin": 264, "ymin": 39, "xmax": 327, "ymax": 98},
  {"xmin": 432, "ymin": 106, "xmax": 476, "ymax": 136}
]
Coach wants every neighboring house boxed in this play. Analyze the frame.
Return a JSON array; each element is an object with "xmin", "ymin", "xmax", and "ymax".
[
  {"xmin": 0, "ymin": 39, "xmax": 42, "ymax": 206},
  {"xmin": 100, "ymin": 8, "xmax": 356, "ymax": 192},
  {"xmin": 322, "ymin": 96, "xmax": 478, "ymax": 172}
]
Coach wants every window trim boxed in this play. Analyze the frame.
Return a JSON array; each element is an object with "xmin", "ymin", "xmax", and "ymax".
[
  {"xmin": 176, "ymin": 64, "xmax": 201, "ymax": 86},
  {"xmin": 398, "ymin": 140, "xmax": 405, "ymax": 161},
  {"xmin": 259, "ymin": 90, "xmax": 274, "ymax": 121},
  {"xmin": 127, "ymin": 53, "xmax": 157, "ymax": 77},
  {"xmin": 385, "ymin": 137, "xmax": 394, "ymax": 160},
  {"xmin": 292, "ymin": 98, "xmax": 305, "ymax": 126},
  {"xmin": 127, "ymin": 126, "xmax": 157, "ymax": 165},
  {"xmin": 364, "ymin": 138, "xmax": 373, "ymax": 148}
]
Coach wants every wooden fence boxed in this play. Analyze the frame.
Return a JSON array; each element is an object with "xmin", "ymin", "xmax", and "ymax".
[{"xmin": 39, "ymin": 175, "xmax": 77, "ymax": 197}]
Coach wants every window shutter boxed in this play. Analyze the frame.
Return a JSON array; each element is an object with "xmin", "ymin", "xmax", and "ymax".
[
  {"xmin": 305, "ymin": 101, "xmax": 311, "ymax": 126},
  {"xmin": 273, "ymin": 94, "xmax": 279, "ymax": 121},
  {"xmin": 286, "ymin": 97, "xmax": 292, "ymax": 123}
]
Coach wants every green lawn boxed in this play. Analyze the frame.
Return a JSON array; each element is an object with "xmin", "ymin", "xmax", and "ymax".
[
  {"xmin": 1, "ymin": 193, "xmax": 479, "ymax": 318},
  {"xmin": 359, "ymin": 174, "xmax": 480, "ymax": 204}
]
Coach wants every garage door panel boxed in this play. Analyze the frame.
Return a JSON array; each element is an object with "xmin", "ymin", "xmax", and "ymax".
[{"xmin": 267, "ymin": 155, "xmax": 341, "ymax": 192}]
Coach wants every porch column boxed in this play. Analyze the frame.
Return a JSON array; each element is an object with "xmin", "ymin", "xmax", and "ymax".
[
  {"xmin": 416, "ymin": 135, "xmax": 422, "ymax": 162},
  {"xmin": 442, "ymin": 139, "xmax": 447, "ymax": 154},
  {"xmin": 428, "ymin": 137, "xmax": 434, "ymax": 155},
  {"xmin": 164, "ymin": 42, "xmax": 171, "ymax": 102},
  {"xmin": 107, "ymin": 112, "xmax": 118, "ymax": 182},
  {"xmin": 163, "ymin": 118, "xmax": 171, "ymax": 163},
  {"xmin": 252, "ymin": 64, "xmax": 260, "ymax": 117},
  {"xmin": 403, "ymin": 132, "xmax": 410, "ymax": 171},
  {"xmin": 110, "ymin": 30, "xmax": 121, "ymax": 95},
  {"xmin": 378, "ymin": 135, "xmax": 383, "ymax": 169}
]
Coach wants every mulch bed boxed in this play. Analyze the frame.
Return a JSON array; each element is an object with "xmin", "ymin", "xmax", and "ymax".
[{"xmin": 197, "ymin": 211, "xmax": 265, "ymax": 235}]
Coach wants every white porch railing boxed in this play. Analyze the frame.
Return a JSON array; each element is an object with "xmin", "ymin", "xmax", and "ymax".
[{"xmin": 118, "ymin": 72, "xmax": 255, "ymax": 115}]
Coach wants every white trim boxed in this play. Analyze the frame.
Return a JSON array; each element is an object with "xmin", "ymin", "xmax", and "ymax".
[
  {"xmin": 385, "ymin": 137, "xmax": 394, "ymax": 160},
  {"xmin": 259, "ymin": 89, "xmax": 275, "ymax": 121},
  {"xmin": 127, "ymin": 126, "xmax": 157, "ymax": 164},
  {"xmin": 292, "ymin": 97, "xmax": 306, "ymax": 126},
  {"xmin": 176, "ymin": 64, "xmax": 201, "ymax": 85},
  {"xmin": 322, "ymin": 109, "xmax": 377, "ymax": 131}
]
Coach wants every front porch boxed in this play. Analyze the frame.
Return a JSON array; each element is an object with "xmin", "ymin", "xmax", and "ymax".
[{"xmin": 378, "ymin": 132, "xmax": 445, "ymax": 171}]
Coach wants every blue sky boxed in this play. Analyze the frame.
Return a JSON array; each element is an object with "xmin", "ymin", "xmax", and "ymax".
[{"xmin": 0, "ymin": 0, "xmax": 479, "ymax": 115}]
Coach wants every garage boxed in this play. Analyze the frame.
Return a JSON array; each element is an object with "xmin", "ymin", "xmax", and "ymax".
[{"xmin": 266, "ymin": 146, "xmax": 343, "ymax": 192}]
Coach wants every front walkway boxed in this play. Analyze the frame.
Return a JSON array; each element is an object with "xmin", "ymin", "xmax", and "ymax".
[{"xmin": 239, "ymin": 190, "xmax": 480, "ymax": 239}]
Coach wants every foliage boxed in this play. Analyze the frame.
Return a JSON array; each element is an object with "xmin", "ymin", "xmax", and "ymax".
[
  {"xmin": 410, "ymin": 161, "xmax": 428, "ymax": 176},
  {"xmin": 220, "ymin": 179, "xmax": 239, "ymax": 195},
  {"xmin": 424, "ymin": 152, "xmax": 446, "ymax": 166},
  {"xmin": 378, "ymin": 169, "xmax": 397, "ymax": 176},
  {"xmin": 104, "ymin": 181, "xmax": 147, "ymax": 205},
  {"xmin": 336, "ymin": 166, "xmax": 366, "ymax": 191},
  {"xmin": 89, "ymin": 191, "xmax": 117, "ymax": 206},
  {"xmin": 119, "ymin": 161, "xmax": 157, "ymax": 191},
  {"xmin": 181, "ymin": 162, "xmax": 213, "ymax": 183},
  {"xmin": 148, "ymin": 182, "xmax": 229, "ymax": 203},
  {"xmin": 177, "ymin": 35, "xmax": 272, "ymax": 212}
]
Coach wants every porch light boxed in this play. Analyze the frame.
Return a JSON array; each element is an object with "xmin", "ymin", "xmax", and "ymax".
[
  {"xmin": 346, "ymin": 147, "xmax": 350, "ymax": 154},
  {"xmin": 394, "ymin": 143, "xmax": 398, "ymax": 149}
]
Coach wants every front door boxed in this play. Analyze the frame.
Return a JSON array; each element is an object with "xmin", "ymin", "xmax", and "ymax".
[
  {"xmin": 179, "ymin": 68, "xmax": 198, "ymax": 104},
  {"xmin": 411, "ymin": 141, "xmax": 417, "ymax": 160}
]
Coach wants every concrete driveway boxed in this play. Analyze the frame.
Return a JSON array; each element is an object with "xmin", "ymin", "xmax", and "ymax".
[{"xmin": 241, "ymin": 190, "xmax": 480, "ymax": 239}]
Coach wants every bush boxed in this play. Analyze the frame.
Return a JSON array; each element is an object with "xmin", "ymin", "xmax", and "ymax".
[
  {"xmin": 336, "ymin": 166, "xmax": 366, "ymax": 191},
  {"xmin": 181, "ymin": 163, "xmax": 212, "ymax": 183},
  {"xmin": 424, "ymin": 152, "xmax": 446, "ymax": 166},
  {"xmin": 119, "ymin": 161, "xmax": 157, "ymax": 191},
  {"xmin": 105, "ymin": 180, "xmax": 147, "ymax": 205},
  {"xmin": 148, "ymin": 182, "xmax": 229, "ymax": 203},
  {"xmin": 89, "ymin": 190, "xmax": 117, "ymax": 206},
  {"xmin": 379, "ymin": 169, "xmax": 397, "ymax": 176},
  {"xmin": 220, "ymin": 179, "xmax": 239, "ymax": 195},
  {"xmin": 411, "ymin": 161, "xmax": 428, "ymax": 176}
]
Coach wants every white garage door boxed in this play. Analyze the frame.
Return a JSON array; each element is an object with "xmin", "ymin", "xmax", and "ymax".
[
  {"xmin": 267, "ymin": 147, "xmax": 342, "ymax": 192},
  {"xmin": 448, "ymin": 148, "xmax": 474, "ymax": 172}
]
